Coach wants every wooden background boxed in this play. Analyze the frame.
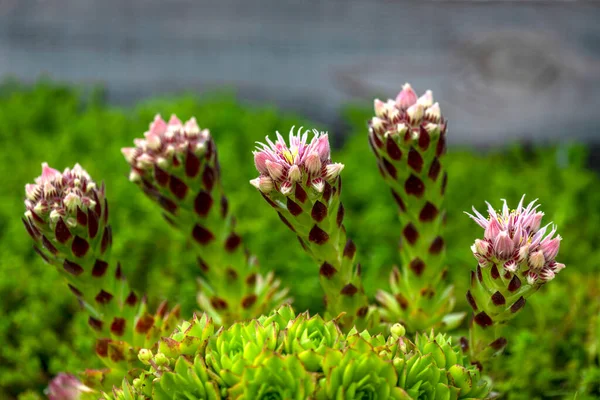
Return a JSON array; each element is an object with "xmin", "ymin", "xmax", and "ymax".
[{"xmin": 1, "ymin": 0, "xmax": 599, "ymax": 145}]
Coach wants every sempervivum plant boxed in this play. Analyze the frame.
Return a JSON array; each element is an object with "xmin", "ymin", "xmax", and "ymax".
[
  {"xmin": 251, "ymin": 127, "xmax": 376, "ymax": 331},
  {"xmin": 395, "ymin": 331, "xmax": 488, "ymax": 399},
  {"xmin": 23, "ymin": 164, "xmax": 180, "ymax": 391},
  {"xmin": 122, "ymin": 115, "xmax": 289, "ymax": 325},
  {"xmin": 368, "ymin": 84, "xmax": 461, "ymax": 333},
  {"xmin": 105, "ymin": 306, "xmax": 490, "ymax": 400},
  {"xmin": 465, "ymin": 196, "xmax": 565, "ymax": 367},
  {"xmin": 21, "ymin": 82, "xmax": 570, "ymax": 399}
]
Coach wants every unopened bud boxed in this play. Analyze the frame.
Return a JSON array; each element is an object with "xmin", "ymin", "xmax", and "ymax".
[
  {"xmin": 146, "ymin": 134, "xmax": 161, "ymax": 151},
  {"xmin": 288, "ymin": 165, "xmax": 302, "ymax": 182},
  {"xmin": 554, "ymin": 262, "xmax": 566, "ymax": 272},
  {"xmin": 396, "ymin": 123, "xmax": 408, "ymax": 135},
  {"xmin": 395, "ymin": 83, "xmax": 418, "ymax": 109},
  {"xmin": 493, "ymin": 231, "xmax": 514, "ymax": 259},
  {"xmin": 406, "ymin": 103, "xmax": 424, "ymax": 124},
  {"xmin": 390, "ymin": 323, "xmax": 406, "ymax": 339},
  {"xmin": 63, "ymin": 193, "xmax": 81, "ymax": 213},
  {"xmin": 266, "ymin": 160, "xmax": 285, "ymax": 181},
  {"xmin": 417, "ymin": 90, "xmax": 433, "ymax": 108},
  {"xmin": 129, "ymin": 170, "xmax": 141, "ymax": 183},
  {"xmin": 540, "ymin": 267, "xmax": 555, "ymax": 281},
  {"xmin": 374, "ymin": 99, "xmax": 386, "ymax": 118},
  {"xmin": 473, "ymin": 239, "xmax": 489, "ymax": 256},
  {"xmin": 528, "ymin": 250, "xmax": 545, "ymax": 270},
  {"xmin": 425, "ymin": 103, "xmax": 441, "ymax": 122},
  {"xmin": 371, "ymin": 117, "xmax": 385, "ymax": 134},
  {"xmin": 138, "ymin": 348, "xmax": 154, "ymax": 365},
  {"xmin": 305, "ymin": 152, "xmax": 322, "ymax": 175},
  {"xmin": 541, "ymin": 237, "xmax": 561, "ymax": 260},
  {"xmin": 325, "ymin": 163, "xmax": 344, "ymax": 182}
]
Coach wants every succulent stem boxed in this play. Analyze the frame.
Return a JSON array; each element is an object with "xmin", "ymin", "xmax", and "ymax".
[
  {"xmin": 251, "ymin": 127, "xmax": 376, "ymax": 331},
  {"xmin": 369, "ymin": 84, "xmax": 458, "ymax": 332},
  {"xmin": 123, "ymin": 115, "xmax": 288, "ymax": 326}
]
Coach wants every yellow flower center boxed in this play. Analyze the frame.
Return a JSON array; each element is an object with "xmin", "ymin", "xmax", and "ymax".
[{"xmin": 282, "ymin": 147, "xmax": 298, "ymax": 164}]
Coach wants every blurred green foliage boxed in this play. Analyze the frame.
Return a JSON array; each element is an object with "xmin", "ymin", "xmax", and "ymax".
[{"xmin": 0, "ymin": 81, "xmax": 598, "ymax": 399}]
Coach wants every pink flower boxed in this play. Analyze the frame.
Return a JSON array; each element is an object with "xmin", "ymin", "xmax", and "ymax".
[
  {"xmin": 46, "ymin": 373, "xmax": 93, "ymax": 400},
  {"xmin": 122, "ymin": 114, "xmax": 209, "ymax": 181},
  {"xmin": 369, "ymin": 83, "xmax": 446, "ymax": 155},
  {"xmin": 24, "ymin": 163, "xmax": 100, "ymax": 223},
  {"xmin": 466, "ymin": 195, "xmax": 565, "ymax": 283},
  {"xmin": 251, "ymin": 127, "xmax": 340, "ymax": 194},
  {"xmin": 395, "ymin": 83, "xmax": 418, "ymax": 109}
]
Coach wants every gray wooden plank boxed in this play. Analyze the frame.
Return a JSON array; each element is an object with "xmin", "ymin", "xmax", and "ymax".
[{"xmin": 1, "ymin": 0, "xmax": 599, "ymax": 144}]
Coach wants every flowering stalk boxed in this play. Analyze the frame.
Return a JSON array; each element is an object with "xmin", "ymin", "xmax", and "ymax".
[
  {"xmin": 369, "ymin": 84, "xmax": 459, "ymax": 332},
  {"xmin": 251, "ymin": 127, "xmax": 376, "ymax": 331},
  {"xmin": 22, "ymin": 164, "xmax": 179, "ymax": 390},
  {"xmin": 465, "ymin": 196, "xmax": 565, "ymax": 367},
  {"xmin": 123, "ymin": 115, "xmax": 288, "ymax": 326}
]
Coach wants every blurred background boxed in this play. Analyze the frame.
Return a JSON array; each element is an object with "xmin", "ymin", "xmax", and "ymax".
[
  {"xmin": 1, "ymin": 0, "xmax": 600, "ymax": 146},
  {"xmin": 1, "ymin": 1, "xmax": 600, "ymax": 399}
]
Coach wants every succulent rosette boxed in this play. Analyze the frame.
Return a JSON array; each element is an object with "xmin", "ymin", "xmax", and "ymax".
[
  {"xmin": 205, "ymin": 319, "xmax": 279, "ymax": 387},
  {"xmin": 317, "ymin": 339, "xmax": 407, "ymax": 400},
  {"xmin": 395, "ymin": 332, "xmax": 489, "ymax": 399},
  {"xmin": 131, "ymin": 355, "xmax": 221, "ymax": 400},
  {"xmin": 228, "ymin": 351, "xmax": 317, "ymax": 399},
  {"xmin": 465, "ymin": 196, "xmax": 565, "ymax": 365},
  {"xmin": 251, "ymin": 127, "xmax": 375, "ymax": 331},
  {"xmin": 368, "ymin": 84, "xmax": 459, "ymax": 333},
  {"xmin": 279, "ymin": 311, "xmax": 343, "ymax": 371},
  {"xmin": 122, "ymin": 115, "xmax": 289, "ymax": 325}
]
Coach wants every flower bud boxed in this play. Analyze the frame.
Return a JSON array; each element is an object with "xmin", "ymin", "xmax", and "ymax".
[
  {"xmin": 288, "ymin": 165, "xmax": 302, "ymax": 182},
  {"xmin": 305, "ymin": 152, "xmax": 322, "ymax": 175},
  {"xmin": 541, "ymin": 236, "xmax": 561, "ymax": 260},
  {"xmin": 406, "ymin": 103, "xmax": 424, "ymax": 124},
  {"xmin": 528, "ymin": 250, "xmax": 545, "ymax": 271},
  {"xmin": 424, "ymin": 103, "xmax": 441, "ymax": 122},
  {"xmin": 138, "ymin": 348, "xmax": 154, "ymax": 365},
  {"xmin": 325, "ymin": 163, "xmax": 344, "ymax": 182},
  {"xmin": 493, "ymin": 231, "xmax": 514, "ymax": 260},
  {"xmin": 417, "ymin": 90, "xmax": 434, "ymax": 108},
  {"xmin": 390, "ymin": 323, "xmax": 406, "ymax": 339},
  {"xmin": 395, "ymin": 83, "xmax": 418, "ymax": 109},
  {"xmin": 374, "ymin": 99, "xmax": 386, "ymax": 118},
  {"xmin": 473, "ymin": 239, "xmax": 489, "ymax": 257},
  {"xmin": 265, "ymin": 160, "xmax": 285, "ymax": 181},
  {"xmin": 540, "ymin": 267, "xmax": 555, "ymax": 281}
]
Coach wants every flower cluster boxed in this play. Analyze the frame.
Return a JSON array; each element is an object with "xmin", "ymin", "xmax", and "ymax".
[
  {"xmin": 251, "ymin": 127, "xmax": 343, "ymax": 195},
  {"xmin": 23, "ymin": 163, "xmax": 110, "ymax": 266},
  {"xmin": 467, "ymin": 196, "xmax": 565, "ymax": 285},
  {"xmin": 122, "ymin": 115, "xmax": 289, "ymax": 325},
  {"xmin": 251, "ymin": 127, "xmax": 372, "ymax": 331},
  {"xmin": 122, "ymin": 115, "xmax": 211, "ymax": 185},
  {"xmin": 107, "ymin": 306, "xmax": 488, "ymax": 400},
  {"xmin": 369, "ymin": 83, "xmax": 445, "ymax": 166},
  {"xmin": 368, "ymin": 84, "xmax": 455, "ymax": 333},
  {"xmin": 464, "ymin": 196, "xmax": 566, "ymax": 365}
]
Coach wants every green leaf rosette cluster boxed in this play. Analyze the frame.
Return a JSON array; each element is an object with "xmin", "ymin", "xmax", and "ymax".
[{"xmin": 106, "ymin": 306, "xmax": 489, "ymax": 400}]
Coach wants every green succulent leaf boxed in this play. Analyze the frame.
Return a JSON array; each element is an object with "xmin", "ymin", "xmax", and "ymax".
[{"xmin": 228, "ymin": 351, "xmax": 316, "ymax": 400}]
